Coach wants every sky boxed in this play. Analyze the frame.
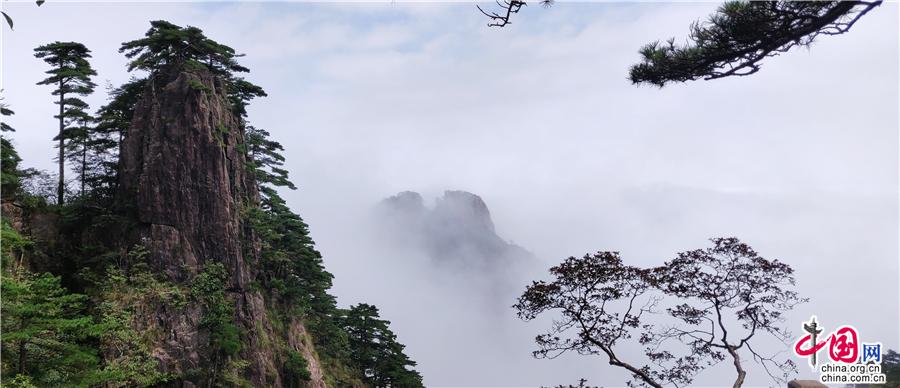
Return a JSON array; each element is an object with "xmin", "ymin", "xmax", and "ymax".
[{"xmin": 1, "ymin": 1, "xmax": 898, "ymax": 387}]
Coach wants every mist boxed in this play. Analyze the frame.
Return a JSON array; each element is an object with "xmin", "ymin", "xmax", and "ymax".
[{"xmin": 2, "ymin": 1, "xmax": 897, "ymax": 386}]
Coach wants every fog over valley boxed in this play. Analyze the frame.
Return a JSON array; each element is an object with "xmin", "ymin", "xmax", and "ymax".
[{"xmin": 2, "ymin": 1, "xmax": 897, "ymax": 386}]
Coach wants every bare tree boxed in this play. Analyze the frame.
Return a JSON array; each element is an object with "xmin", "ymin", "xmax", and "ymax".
[
  {"xmin": 514, "ymin": 252, "xmax": 675, "ymax": 388},
  {"xmin": 649, "ymin": 237, "xmax": 805, "ymax": 388},
  {"xmin": 476, "ymin": 0, "xmax": 527, "ymax": 28},
  {"xmin": 516, "ymin": 238, "xmax": 805, "ymax": 388}
]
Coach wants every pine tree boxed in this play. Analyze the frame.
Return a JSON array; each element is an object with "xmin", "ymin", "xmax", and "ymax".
[
  {"xmin": 339, "ymin": 304, "xmax": 424, "ymax": 388},
  {"xmin": 34, "ymin": 42, "xmax": 97, "ymax": 205},
  {"xmin": 1, "ymin": 99, "xmax": 22, "ymax": 199},
  {"xmin": 121, "ymin": 21, "xmax": 266, "ymax": 131},
  {"xmin": 91, "ymin": 78, "xmax": 147, "ymax": 197},
  {"xmin": 64, "ymin": 116, "xmax": 93, "ymax": 198},
  {"xmin": 629, "ymin": 1, "xmax": 883, "ymax": 86},
  {"xmin": 246, "ymin": 125, "xmax": 296, "ymax": 203},
  {"xmin": 242, "ymin": 125, "xmax": 352, "ymax": 359},
  {"xmin": 119, "ymin": 20, "xmax": 248, "ymax": 76},
  {"xmin": 1, "ymin": 270, "xmax": 100, "ymax": 386}
]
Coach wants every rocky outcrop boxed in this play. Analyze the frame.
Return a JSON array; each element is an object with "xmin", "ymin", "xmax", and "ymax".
[
  {"xmin": 1, "ymin": 200, "xmax": 64, "ymax": 274},
  {"xmin": 119, "ymin": 70, "xmax": 254, "ymax": 286},
  {"xmin": 118, "ymin": 69, "xmax": 324, "ymax": 387},
  {"xmin": 377, "ymin": 190, "xmax": 536, "ymax": 271}
]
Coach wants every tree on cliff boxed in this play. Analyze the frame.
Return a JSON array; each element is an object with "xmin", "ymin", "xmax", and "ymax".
[
  {"xmin": 478, "ymin": 1, "xmax": 882, "ymax": 86},
  {"xmin": 515, "ymin": 238, "xmax": 804, "ymax": 388},
  {"xmin": 1, "ymin": 99, "xmax": 23, "ymax": 198},
  {"xmin": 242, "ymin": 121, "xmax": 349, "ymax": 363},
  {"xmin": 63, "ymin": 114, "xmax": 94, "ymax": 197},
  {"xmin": 120, "ymin": 20, "xmax": 248, "ymax": 76},
  {"xmin": 339, "ymin": 304, "xmax": 424, "ymax": 388},
  {"xmin": 34, "ymin": 41, "xmax": 97, "ymax": 205},
  {"xmin": 119, "ymin": 20, "xmax": 265, "ymax": 126},
  {"xmin": 90, "ymin": 78, "xmax": 146, "ymax": 197},
  {"xmin": 246, "ymin": 125, "xmax": 296, "ymax": 202}
]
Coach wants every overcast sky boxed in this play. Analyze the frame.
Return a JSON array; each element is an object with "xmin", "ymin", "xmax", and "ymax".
[{"xmin": 2, "ymin": 1, "xmax": 898, "ymax": 387}]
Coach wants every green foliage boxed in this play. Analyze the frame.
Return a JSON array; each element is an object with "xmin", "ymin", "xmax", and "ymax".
[
  {"xmin": 2, "ymin": 99, "xmax": 23, "ymax": 199},
  {"xmin": 242, "ymin": 111, "xmax": 422, "ymax": 386},
  {"xmin": 1, "ymin": 137, "xmax": 23, "ymax": 198},
  {"xmin": 339, "ymin": 304, "xmax": 424, "ymax": 388},
  {"xmin": 630, "ymin": 1, "xmax": 882, "ymax": 86},
  {"xmin": 34, "ymin": 41, "xmax": 97, "ymax": 205},
  {"xmin": 119, "ymin": 20, "xmax": 248, "ymax": 76},
  {"xmin": 1, "ymin": 97, "xmax": 14, "ymax": 132},
  {"xmin": 4, "ymin": 374, "xmax": 38, "ymax": 388},
  {"xmin": 32, "ymin": 45, "xmax": 96, "ymax": 89},
  {"xmin": 63, "ymin": 116, "xmax": 95, "ymax": 197},
  {"xmin": 220, "ymin": 359, "xmax": 253, "ymax": 388},
  {"xmin": 283, "ymin": 350, "xmax": 312, "ymax": 387},
  {"xmin": 91, "ymin": 300, "xmax": 171, "ymax": 387},
  {"xmin": 191, "ymin": 263, "xmax": 242, "ymax": 357},
  {"xmin": 90, "ymin": 77, "xmax": 146, "ymax": 198},
  {"xmin": 79, "ymin": 244, "xmax": 180, "ymax": 386},
  {"xmin": 5, "ymin": 19, "xmax": 424, "ymax": 388},
  {"xmin": 245, "ymin": 126, "xmax": 296, "ymax": 202},
  {"xmin": 188, "ymin": 78, "xmax": 212, "ymax": 93},
  {"xmin": 227, "ymin": 78, "xmax": 267, "ymax": 118},
  {"xmin": 1, "ymin": 221, "xmax": 32, "ymax": 270},
  {"xmin": 0, "ymin": 271, "xmax": 100, "ymax": 387},
  {"xmin": 122, "ymin": 21, "xmax": 265, "ymax": 121},
  {"xmin": 95, "ymin": 77, "xmax": 144, "ymax": 140}
]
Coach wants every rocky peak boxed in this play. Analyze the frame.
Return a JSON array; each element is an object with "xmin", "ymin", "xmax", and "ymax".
[
  {"xmin": 377, "ymin": 190, "xmax": 535, "ymax": 269},
  {"xmin": 431, "ymin": 190, "xmax": 496, "ymax": 235},
  {"xmin": 120, "ymin": 70, "xmax": 255, "ymax": 285},
  {"xmin": 382, "ymin": 191, "xmax": 426, "ymax": 216},
  {"xmin": 117, "ymin": 69, "xmax": 325, "ymax": 387}
]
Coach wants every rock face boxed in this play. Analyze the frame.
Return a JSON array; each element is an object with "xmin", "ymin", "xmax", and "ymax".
[
  {"xmin": 377, "ymin": 190, "xmax": 536, "ymax": 272},
  {"xmin": 118, "ymin": 69, "xmax": 325, "ymax": 387},
  {"xmin": 120, "ymin": 70, "xmax": 253, "ymax": 286}
]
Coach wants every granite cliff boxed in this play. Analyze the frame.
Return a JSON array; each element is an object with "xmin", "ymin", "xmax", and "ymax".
[{"xmin": 117, "ymin": 68, "xmax": 326, "ymax": 387}]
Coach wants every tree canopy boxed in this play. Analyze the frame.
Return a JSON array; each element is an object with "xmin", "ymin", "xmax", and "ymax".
[
  {"xmin": 34, "ymin": 41, "xmax": 97, "ymax": 205},
  {"xmin": 629, "ymin": 1, "xmax": 884, "ymax": 86},
  {"xmin": 89, "ymin": 77, "xmax": 147, "ymax": 197},
  {"xmin": 650, "ymin": 238, "xmax": 804, "ymax": 387},
  {"xmin": 120, "ymin": 21, "xmax": 265, "ymax": 121},
  {"xmin": 119, "ymin": 20, "xmax": 248, "ymax": 76},
  {"xmin": 1, "ymin": 270, "xmax": 100, "ymax": 387},
  {"xmin": 339, "ymin": 304, "xmax": 424, "ymax": 388},
  {"xmin": 477, "ymin": 0, "xmax": 883, "ymax": 86},
  {"xmin": 1, "ymin": 99, "xmax": 23, "ymax": 198},
  {"xmin": 516, "ymin": 238, "xmax": 805, "ymax": 388}
]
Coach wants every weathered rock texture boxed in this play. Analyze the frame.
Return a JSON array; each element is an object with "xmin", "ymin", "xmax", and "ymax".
[{"xmin": 118, "ymin": 69, "xmax": 325, "ymax": 387}]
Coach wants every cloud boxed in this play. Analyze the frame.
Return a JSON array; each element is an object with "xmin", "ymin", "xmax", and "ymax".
[{"xmin": 2, "ymin": 2, "xmax": 897, "ymax": 386}]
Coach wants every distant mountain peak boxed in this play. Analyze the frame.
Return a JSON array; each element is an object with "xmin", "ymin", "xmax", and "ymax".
[{"xmin": 377, "ymin": 190, "xmax": 534, "ymax": 270}]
